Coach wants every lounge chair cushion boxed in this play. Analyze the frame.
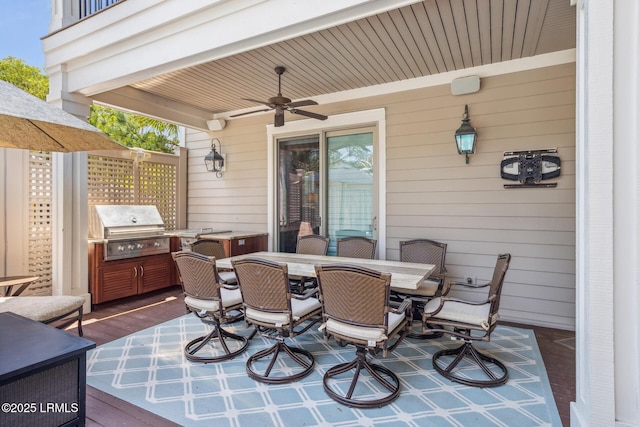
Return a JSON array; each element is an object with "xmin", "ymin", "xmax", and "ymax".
[{"xmin": 0, "ymin": 295, "xmax": 84, "ymax": 323}]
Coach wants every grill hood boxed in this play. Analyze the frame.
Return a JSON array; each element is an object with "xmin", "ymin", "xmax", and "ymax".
[{"xmin": 89, "ymin": 205, "xmax": 165, "ymax": 240}]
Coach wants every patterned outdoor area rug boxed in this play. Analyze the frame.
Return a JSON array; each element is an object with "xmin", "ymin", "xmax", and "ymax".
[{"xmin": 86, "ymin": 315, "xmax": 561, "ymax": 427}]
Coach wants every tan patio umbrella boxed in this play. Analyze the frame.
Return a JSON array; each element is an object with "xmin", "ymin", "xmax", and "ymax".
[{"xmin": 0, "ymin": 80, "xmax": 126, "ymax": 152}]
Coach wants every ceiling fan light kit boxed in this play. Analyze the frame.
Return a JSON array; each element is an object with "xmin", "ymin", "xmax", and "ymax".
[{"xmin": 230, "ymin": 66, "xmax": 328, "ymax": 127}]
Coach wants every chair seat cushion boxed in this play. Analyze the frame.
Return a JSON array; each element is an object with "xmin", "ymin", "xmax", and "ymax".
[
  {"xmin": 391, "ymin": 278, "xmax": 440, "ymax": 297},
  {"xmin": 218, "ymin": 270, "xmax": 237, "ymax": 284},
  {"xmin": 0, "ymin": 295, "xmax": 84, "ymax": 322},
  {"xmin": 325, "ymin": 312, "xmax": 406, "ymax": 342},
  {"xmin": 423, "ymin": 297, "xmax": 497, "ymax": 330},
  {"xmin": 184, "ymin": 288, "xmax": 242, "ymax": 313},
  {"xmin": 245, "ymin": 297, "xmax": 321, "ymax": 326}
]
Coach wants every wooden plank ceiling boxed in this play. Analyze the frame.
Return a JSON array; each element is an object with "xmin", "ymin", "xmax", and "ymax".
[{"xmin": 127, "ymin": 0, "xmax": 575, "ymax": 118}]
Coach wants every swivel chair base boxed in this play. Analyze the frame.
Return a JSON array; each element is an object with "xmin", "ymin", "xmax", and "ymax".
[
  {"xmin": 323, "ymin": 346, "xmax": 400, "ymax": 408},
  {"xmin": 432, "ymin": 341, "xmax": 508, "ymax": 387}
]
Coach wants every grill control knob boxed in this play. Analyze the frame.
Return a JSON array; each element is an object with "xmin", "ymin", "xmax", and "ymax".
[
  {"xmin": 154, "ymin": 242, "xmax": 161, "ymax": 247},
  {"xmin": 118, "ymin": 246, "xmax": 125, "ymax": 252},
  {"xmin": 127, "ymin": 245, "xmax": 135, "ymax": 250},
  {"xmin": 136, "ymin": 243, "xmax": 144, "ymax": 249}
]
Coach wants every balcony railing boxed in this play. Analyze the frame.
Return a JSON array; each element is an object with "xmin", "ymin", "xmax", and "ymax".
[{"xmin": 79, "ymin": 0, "xmax": 122, "ymax": 19}]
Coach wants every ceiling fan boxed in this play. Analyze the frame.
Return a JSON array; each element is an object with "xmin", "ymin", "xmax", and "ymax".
[{"xmin": 230, "ymin": 66, "xmax": 328, "ymax": 127}]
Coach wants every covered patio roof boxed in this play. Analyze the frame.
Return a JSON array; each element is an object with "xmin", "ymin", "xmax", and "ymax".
[{"xmin": 44, "ymin": 0, "xmax": 575, "ymax": 129}]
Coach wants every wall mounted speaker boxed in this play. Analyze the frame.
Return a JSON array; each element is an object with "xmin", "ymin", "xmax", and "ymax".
[
  {"xmin": 451, "ymin": 76, "xmax": 481, "ymax": 95},
  {"xmin": 207, "ymin": 119, "xmax": 226, "ymax": 131}
]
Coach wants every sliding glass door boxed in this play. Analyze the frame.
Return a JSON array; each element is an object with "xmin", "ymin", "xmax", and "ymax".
[
  {"xmin": 277, "ymin": 136, "xmax": 320, "ymax": 252},
  {"xmin": 325, "ymin": 129, "xmax": 374, "ymax": 255},
  {"xmin": 276, "ymin": 127, "xmax": 376, "ymax": 255}
]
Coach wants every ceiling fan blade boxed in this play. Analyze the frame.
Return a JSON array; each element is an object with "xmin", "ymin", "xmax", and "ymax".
[
  {"xmin": 289, "ymin": 109, "xmax": 328, "ymax": 121},
  {"xmin": 229, "ymin": 108, "xmax": 271, "ymax": 118},
  {"xmin": 287, "ymin": 99, "xmax": 318, "ymax": 108},
  {"xmin": 274, "ymin": 110, "xmax": 285, "ymax": 127},
  {"xmin": 242, "ymin": 98, "xmax": 274, "ymax": 107}
]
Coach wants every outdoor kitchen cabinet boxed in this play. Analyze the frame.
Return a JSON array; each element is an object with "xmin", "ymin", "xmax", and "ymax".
[{"xmin": 88, "ymin": 237, "xmax": 179, "ymax": 305}]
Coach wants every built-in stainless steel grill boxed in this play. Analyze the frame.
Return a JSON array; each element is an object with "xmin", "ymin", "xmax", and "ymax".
[{"xmin": 89, "ymin": 205, "xmax": 171, "ymax": 261}]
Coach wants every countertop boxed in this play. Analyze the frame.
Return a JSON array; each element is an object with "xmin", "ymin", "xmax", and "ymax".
[
  {"xmin": 189, "ymin": 231, "xmax": 268, "ymax": 240},
  {"xmin": 89, "ymin": 230, "xmax": 268, "ymax": 244}
]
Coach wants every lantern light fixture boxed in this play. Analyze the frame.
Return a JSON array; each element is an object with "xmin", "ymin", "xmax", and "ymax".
[
  {"xmin": 454, "ymin": 104, "xmax": 478, "ymax": 164},
  {"xmin": 204, "ymin": 138, "xmax": 225, "ymax": 178}
]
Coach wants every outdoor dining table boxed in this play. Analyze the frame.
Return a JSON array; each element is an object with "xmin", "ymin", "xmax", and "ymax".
[{"xmin": 215, "ymin": 251, "xmax": 435, "ymax": 290}]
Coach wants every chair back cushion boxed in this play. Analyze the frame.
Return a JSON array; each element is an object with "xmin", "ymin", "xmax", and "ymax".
[
  {"xmin": 315, "ymin": 264, "xmax": 390, "ymax": 327},
  {"xmin": 296, "ymin": 235, "xmax": 329, "ymax": 255},
  {"xmin": 336, "ymin": 237, "xmax": 377, "ymax": 259}
]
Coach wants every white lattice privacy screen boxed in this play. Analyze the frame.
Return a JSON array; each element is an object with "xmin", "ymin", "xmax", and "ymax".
[
  {"xmin": 88, "ymin": 154, "xmax": 178, "ymax": 230},
  {"xmin": 27, "ymin": 151, "xmax": 53, "ymax": 295},
  {"xmin": 26, "ymin": 151, "xmax": 179, "ymax": 295}
]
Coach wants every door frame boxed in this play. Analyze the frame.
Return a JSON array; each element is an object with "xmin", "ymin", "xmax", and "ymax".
[{"xmin": 267, "ymin": 108, "xmax": 386, "ymax": 257}]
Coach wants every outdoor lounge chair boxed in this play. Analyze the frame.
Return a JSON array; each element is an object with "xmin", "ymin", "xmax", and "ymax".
[
  {"xmin": 0, "ymin": 295, "xmax": 85, "ymax": 336},
  {"xmin": 315, "ymin": 264, "xmax": 412, "ymax": 408},
  {"xmin": 172, "ymin": 251, "xmax": 252, "ymax": 363},
  {"xmin": 232, "ymin": 257, "xmax": 322, "ymax": 384},
  {"xmin": 422, "ymin": 253, "xmax": 511, "ymax": 387}
]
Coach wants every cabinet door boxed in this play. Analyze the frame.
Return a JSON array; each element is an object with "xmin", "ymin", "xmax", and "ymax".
[
  {"xmin": 94, "ymin": 261, "xmax": 138, "ymax": 304},
  {"xmin": 138, "ymin": 255, "xmax": 173, "ymax": 294}
]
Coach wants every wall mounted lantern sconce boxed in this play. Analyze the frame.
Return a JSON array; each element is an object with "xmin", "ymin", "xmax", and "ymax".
[
  {"xmin": 454, "ymin": 104, "xmax": 477, "ymax": 164},
  {"xmin": 204, "ymin": 138, "xmax": 225, "ymax": 178}
]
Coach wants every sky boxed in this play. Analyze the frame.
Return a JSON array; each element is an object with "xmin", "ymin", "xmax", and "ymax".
[{"xmin": 0, "ymin": 0, "xmax": 51, "ymax": 69}]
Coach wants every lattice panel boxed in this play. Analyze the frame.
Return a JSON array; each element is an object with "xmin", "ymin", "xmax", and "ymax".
[
  {"xmin": 88, "ymin": 156, "xmax": 136, "ymax": 205},
  {"xmin": 138, "ymin": 161, "xmax": 177, "ymax": 230},
  {"xmin": 88, "ymin": 155, "xmax": 178, "ymax": 229},
  {"xmin": 27, "ymin": 151, "xmax": 53, "ymax": 295}
]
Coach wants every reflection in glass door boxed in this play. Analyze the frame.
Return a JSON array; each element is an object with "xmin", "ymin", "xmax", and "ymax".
[
  {"xmin": 325, "ymin": 129, "xmax": 374, "ymax": 255},
  {"xmin": 277, "ymin": 136, "xmax": 320, "ymax": 253}
]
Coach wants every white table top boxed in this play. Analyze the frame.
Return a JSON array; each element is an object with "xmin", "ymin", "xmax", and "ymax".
[{"xmin": 216, "ymin": 252, "xmax": 434, "ymax": 290}]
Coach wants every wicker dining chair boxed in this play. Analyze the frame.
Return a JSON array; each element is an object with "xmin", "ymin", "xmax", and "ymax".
[
  {"xmin": 391, "ymin": 239, "xmax": 448, "ymax": 338},
  {"xmin": 232, "ymin": 257, "xmax": 322, "ymax": 384},
  {"xmin": 190, "ymin": 239, "xmax": 237, "ymax": 284},
  {"xmin": 296, "ymin": 234, "xmax": 330, "ymax": 255},
  {"xmin": 336, "ymin": 236, "xmax": 377, "ymax": 259},
  {"xmin": 289, "ymin": 234, "xmax": 330, "ymax": 294},
  {"xmin": 422, "ymin": 253, "xmax": 511, "ymax": 387},
  {"xmin": 172, "ymin": 251, "xmax": 253, "ymax": 363},
  {"xmin": 315, "ymin": 264, "xmax": 412, "ymax": 408}
]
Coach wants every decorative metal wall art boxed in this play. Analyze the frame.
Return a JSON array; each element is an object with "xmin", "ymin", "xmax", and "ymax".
[{"xmin": 500, "ymin": 148, "xmax": 561, "ymax": 188}]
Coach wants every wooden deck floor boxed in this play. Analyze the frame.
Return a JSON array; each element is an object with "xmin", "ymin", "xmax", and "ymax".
[{"xmin": 70, "ymin": 286, "xmax": 575, "ymax": 427}]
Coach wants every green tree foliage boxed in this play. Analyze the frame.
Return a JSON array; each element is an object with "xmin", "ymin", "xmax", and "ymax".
[
  {"xmin": 1, "ymin": 56, "xmax": 179, "ymax": 153},
  {"xmin": 89, "ymin": 105, "xmax": 178, "ymax": 153},
  {"xmin": 0, "ymin": 56, "xmax": 48, "ymax": 100}
]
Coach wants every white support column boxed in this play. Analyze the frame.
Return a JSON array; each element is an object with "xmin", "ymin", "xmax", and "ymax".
[
  {"xmin": 572, "ymin": 0, "xmax": 615, "ymax": 425},
  {"xmin": 574, "ymin": 1, "xmax": 640, "ymax": 426},
  {"xmin": 612, "ymin": 1, "xmax": 640, "ymax": 425},
  {"xmin": 48, "ymin": 72, "xmax": 92, "ymax": 308}
]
